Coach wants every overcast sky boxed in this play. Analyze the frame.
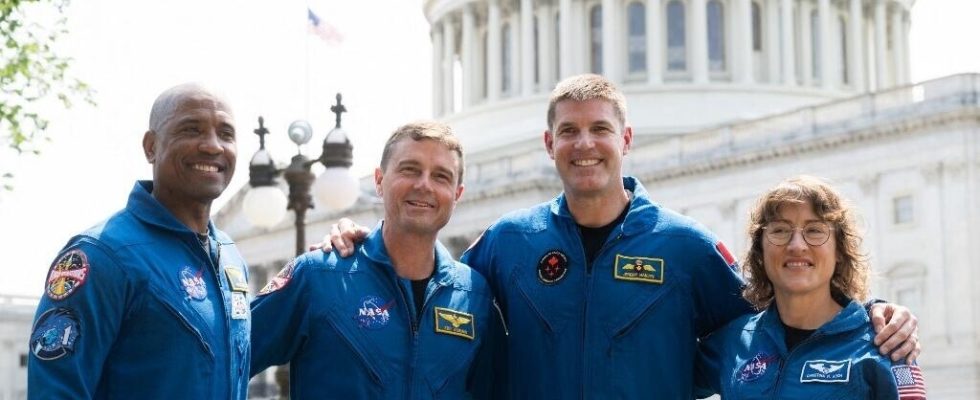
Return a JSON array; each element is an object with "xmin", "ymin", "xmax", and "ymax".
[{"xmin": 0, "ymin": 0, "xmax": 978, "ymax": 297}]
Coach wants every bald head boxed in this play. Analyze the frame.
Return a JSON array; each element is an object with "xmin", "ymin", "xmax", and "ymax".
[{"xmin": 148, "ymin": 83, "xmax": 231, "ymax": 133}]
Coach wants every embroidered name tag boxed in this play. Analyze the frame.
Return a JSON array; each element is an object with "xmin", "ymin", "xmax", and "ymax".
[
  {"xmin": 613, "ymin": 255, "xmax": 665, "ymax": 284},
  {"xmin": 434, "ymin": 307, "xmax": 475, "ymax": 340},
  {"xmin": 801, "ymin": 359, "xmax": 851, "ymax": 383}
]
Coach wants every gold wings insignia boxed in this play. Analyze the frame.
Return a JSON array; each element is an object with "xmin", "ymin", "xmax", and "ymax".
[
  {"xmin": 643, "ymin": 265, "xmax": 655, "ymax": 272},
  {"xmin": 439, "ymin": 313, "xmax": 471, "ymax": 328}
]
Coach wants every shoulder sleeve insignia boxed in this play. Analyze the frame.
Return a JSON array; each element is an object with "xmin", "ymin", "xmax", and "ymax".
[
  {"xmin": 258, "ymin": 260, "xmax": 296, "ymax": 295},
  {"xmin": 434, "ymin": 307, "xmax": 475, "ymax": 340},
  {"xmin": 31, "ymin": 307, "xmax": 81, "ymax": 361},
  {"xmin": 46, "ymin": 249, "xmax": 90, "ymax": 301}
]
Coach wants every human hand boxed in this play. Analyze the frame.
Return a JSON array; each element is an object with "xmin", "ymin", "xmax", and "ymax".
[
  {"xmin": 308, "ymin": 217, "xmax": 369, "ymax": 257},
  {"xmin": 870, "ymin": 303, "xmax": 920, "ymax": 363}
]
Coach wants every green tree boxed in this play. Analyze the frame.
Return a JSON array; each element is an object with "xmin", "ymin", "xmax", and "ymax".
[{"xmin": 1, "ymin": 0, "xmax": 94, "ymax": 189}]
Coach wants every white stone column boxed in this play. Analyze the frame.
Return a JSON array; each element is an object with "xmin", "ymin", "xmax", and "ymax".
[
  {"xmin": 509, "ymin": 14, "xmax": 521, "ymax": 93},
  {"xmin": 461, "ymin": 5, "xmax": 476, "ymax": 108},
  {"xmin": 691, "ymin": 0, "xmax": 708, "ymax": 84},
  {"xmin": 817, "ymin": 0, "xmax": 833, "ymax": 89},
  {"xmin": 766, "ymin": 0, "xmax": 781, "ymax": 83},
  {"xmin": 431, "ymin": 22, "xmax": 444, "ymax": 116},
  {"xmin": 487, "ymin": 0, "xmax": 502, "ymax": 101},
  {"xmin": 874, "ymin": 0, "xmax": 886, "ymax": 90},
  {"xmin": 601, "ymin": 0, "xmax": 621, "ymax": 82},
  {"xmin": 559, "ymin": 0, "xmax": 573, "ymax": 79},
  {"xmin": 735, "ymin": 0, "xmax": 753, "ymax": 83},
  {"xmin": 799, "ymin": 0, "xmax": 812, "ymax": 86},
  {"xmin": 538, "ymin": 3, "xmax": 555, "ymax": 89},
  {"xmin": 902, "ymin": 10, "xmax": 911, "ymax": 84},
  {"xmin": 646, "ymin": 0, "xmax": 663, "ymax": 84},
  {"xmin": 780, "ymin": 0, "xmax": 796, "ymax": 85},
  {"xmin": 890, "ymin": 3, "xmax": 905, "ymax": 86},
  {"xmin": 443, "ymin": 17, "xmax": 456, "ymax": 113},
  {"xmin": 847, "ymin": 0, "xmax": 865, "ymax": 90},
  {"xmin": 520, "ymin": 0, "xmax": 535, "ymax": 95}
]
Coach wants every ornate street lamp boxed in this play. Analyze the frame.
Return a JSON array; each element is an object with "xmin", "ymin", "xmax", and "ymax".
[
  {"xmin": 242, "ymin": 93, "xmax": 360, "ymax": 253},
  {"xmin": 241, "ymin": 94, "xmax": 360, "ymax": 398}
]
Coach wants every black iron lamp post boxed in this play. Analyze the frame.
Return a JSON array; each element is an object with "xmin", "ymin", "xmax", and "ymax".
[{"xmin": 242, "ymin": 94, "xmax": 359, "ymax": 398}]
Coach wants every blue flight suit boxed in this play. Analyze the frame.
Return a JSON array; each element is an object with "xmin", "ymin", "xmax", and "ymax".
[
  {"xmin": 28, "ymin": 181, "xmax": 251, "ymax": 399},
  {"xmin": 250, "ymin": 224, "xmax": 493, "ymax": 399},
  {"xmin": 696, "ymin": 300, "xmax": 928, "ymax": 399},
  {"xmin": 461, "ymin": 176, "xmax": 753, "ymax": 398}
]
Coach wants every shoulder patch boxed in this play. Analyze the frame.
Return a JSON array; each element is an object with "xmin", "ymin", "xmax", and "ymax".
[
  {"xmin": 46, "ymin": 249, "xmax": 90, "ymax": 301},
  {"xmin": 715, "ymin": 241, "xmax": 738, "ymax": 271},
  {"xmin": 892, "ymin": 364, "xmax": 926, "ymax": 399},
  {"xmin": 31, "ymin": 307, "xmax": 81, "ymax": 360},
  {"xmin": 258, "ymin": 260, "xmax": 296, "ymax": 295}
]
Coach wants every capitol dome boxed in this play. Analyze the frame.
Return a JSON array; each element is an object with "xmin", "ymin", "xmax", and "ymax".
[{"xmin": 424, "ymin": 0, "xmax": 913, "ymax": 152}]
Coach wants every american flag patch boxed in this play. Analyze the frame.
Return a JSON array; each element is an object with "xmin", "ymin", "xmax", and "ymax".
[{"xmin": 891, "ymin": 364, "xmax": 926, "ymax": 399}]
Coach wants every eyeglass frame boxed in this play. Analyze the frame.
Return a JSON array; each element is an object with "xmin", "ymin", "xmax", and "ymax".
[{"xmin": 760, "ymin": 221, "xmax": 835, "ymax": 247}]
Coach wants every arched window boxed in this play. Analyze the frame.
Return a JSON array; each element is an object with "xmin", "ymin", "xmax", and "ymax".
[
  {"xmin": 810, "ymin": 10, "xmax": 820, "ymax": 81},
  {"xmin": 627, "ymin": 2, "xmax": 647, "ymax": 74},
  {"xmin": 667, "ymin": 0, "xmax": 686, "ymax": 71},
  {"xmin": 707, "ymin": 0, "xmax": 726, "ymax": 72},
  {"xmin": 839, "ymin": 15, "xmax": 848, "ymax": 84},
  {"xmin": 502, "ymin": 23, "xmax": 512, "ymax": 93},
  {"xmin": 590, "ymin": 5, "xmax": 603, "ymax": 74}
]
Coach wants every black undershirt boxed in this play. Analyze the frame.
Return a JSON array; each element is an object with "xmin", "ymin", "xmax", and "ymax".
[
  {"xmin": 577, "ymin": 204, "xmax": 629, "ymax": 272},
  {"xmin": 782, "ymin": 293, "xmax": 851, "ymax": 351},
  {"xmin": 411, "ymin": 277, "xmax": 431, "ymax": 317}
]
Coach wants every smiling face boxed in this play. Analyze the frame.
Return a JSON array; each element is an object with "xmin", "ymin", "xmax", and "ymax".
[
  {"xmin": 762, "ymin": 201, "xmax": 838, "ymax": 300},
  {"xmin": 142, "ymin": 87, "xmax": 236, "ymax": 208},
  {"xmin": 544, "ymin": 98, "xmax": 632, "ymax": 200},
  {"xmin": 375, "ymin": 138, "xmax": 464, "ymax": 237}
]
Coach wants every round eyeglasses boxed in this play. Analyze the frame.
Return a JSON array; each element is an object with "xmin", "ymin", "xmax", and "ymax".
[{"xmin": 761, "ymin": 221, "xmax": 834, "ymax": 246}]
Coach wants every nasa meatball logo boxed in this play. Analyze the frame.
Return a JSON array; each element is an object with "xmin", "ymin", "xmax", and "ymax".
[
  {"xmin": 738, "ymin": 352, "xmax": 777, "ymax": 382},
  {"xmin": 537, "ymin": 250, "xmax": 569, "ymax": 284},
  {"xmin": 355, "ymin": 295, "xmax": 395, "ymax": 330}
]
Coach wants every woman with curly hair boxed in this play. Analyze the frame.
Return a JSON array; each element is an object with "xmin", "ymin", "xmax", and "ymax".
[{"xmin": 696, "ymin": 176, "xmax": 927, "ymax": 399}]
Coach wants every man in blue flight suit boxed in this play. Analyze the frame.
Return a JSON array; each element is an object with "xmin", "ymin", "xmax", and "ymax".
[
  {"xmin": 250, "ymin": 121, "xmax": 494, "ymax": 398},
  {"xmin": 28, "ymin": 83, "xmax": 251, "ymax": 399},
  {"xmin": 325, "ymin": 74, "xmax": 920, "ymax": 398}
]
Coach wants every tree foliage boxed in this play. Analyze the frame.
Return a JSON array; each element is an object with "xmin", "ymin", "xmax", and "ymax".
[{"xmin": 1, "ymin": 0, "xmax": 93, "ymax": 156}]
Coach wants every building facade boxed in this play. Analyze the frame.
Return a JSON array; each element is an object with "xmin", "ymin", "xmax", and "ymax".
[
  {"xmin": 0, "ymin": 295, "xmax": 37, "ymax": 400},
  {"xmin": 217, "ymin": 0, "xmax": 979, "ymax": 397}
]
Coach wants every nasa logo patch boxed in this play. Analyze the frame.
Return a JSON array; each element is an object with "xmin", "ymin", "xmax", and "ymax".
[
  {"xmin": 30, "ymin": 307, "xmax": 81, "ymax": 361},
  {"xmin": 355, "ymin": 295, "xmax": 394, "ymax": 330},
  {"xmin": 180, "ymin": 266, "xmax": 208, "ymax": 301},
  {"xmin": 537, "ymin": 250, "xmax": 568, "ymax": 284},
  {"xmin": 46, "ymin": 249, "xmax": 90, "ymax": 301},
  {"xmin": 737, "ymin": 352, "xmax": 778, "ymax": 382}
]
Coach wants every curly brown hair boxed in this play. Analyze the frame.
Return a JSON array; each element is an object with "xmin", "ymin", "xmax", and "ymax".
[{"xmin": 742, "ymin": 176, "xmax": 869, "ymax": 309}]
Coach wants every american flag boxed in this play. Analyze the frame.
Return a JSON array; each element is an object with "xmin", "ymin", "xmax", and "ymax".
[
  {"xmin": 307, "ymin": 8, "xmax": 343, "ymax": 45},
  {"xmin": 891, "ymin": 364, "xmax": 927, "ymax": 400}
]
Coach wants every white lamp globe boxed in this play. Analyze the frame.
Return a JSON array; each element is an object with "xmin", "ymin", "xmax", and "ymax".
[
  {"xmin": 313, "ymin": 167, "xmax": 360, "ymax": 212},
  {"xmin": 243, "ymin": 186, "xmax": 288, "ymax": 228}
]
